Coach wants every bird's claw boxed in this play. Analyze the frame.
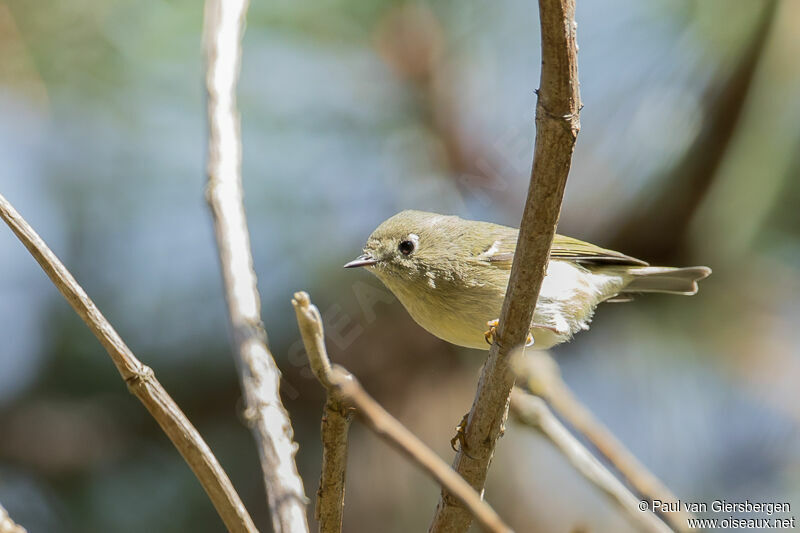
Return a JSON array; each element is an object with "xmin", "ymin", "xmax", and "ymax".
[
  {"xmin": 450, "ymin": 412, "xmax": 470, "ymax": 452},
  {"xmin": 484, "ymin": 319, "xmax": 499, "ymax": 345},
  {"xmin": 484, "ymin": 319, "xmax": 535, "ymax": 346}
]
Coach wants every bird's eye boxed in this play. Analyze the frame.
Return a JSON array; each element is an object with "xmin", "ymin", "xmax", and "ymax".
[{"xmin": 398, "ymin": 240, "xmax": 415, "ymax": 255}]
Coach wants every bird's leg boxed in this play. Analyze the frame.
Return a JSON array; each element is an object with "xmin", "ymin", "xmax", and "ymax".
[
  {"xmin": 484, "ymin": 319, "xmax": 500, "ymax": 345},
  {"xmin": 450, "ymin": 412, "xmax": 478, "ymax": 459},
  {"xmin": 450, "ymin": 412, "xmax": 469, "ymax": 452},
  {"xmin": 484, "ymin": 319, "xmax": 536, "ymax": 346}
]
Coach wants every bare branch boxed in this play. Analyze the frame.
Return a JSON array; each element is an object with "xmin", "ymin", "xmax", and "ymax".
[
  {"xmin": 202, "ymin": 1, "xmax": 310, "ymax": 532},
  {"xmin": 509, "ymin": 389, "xmax": 672, "ymax": 533},
  {"xmin": 0, "ymin": 503, "xmax": 27, "ymax": 533},
  {"xmin": 315, "ymin": 397, "xmax": 353, "ymax": 533},
  {"xmin": 0, "ymin": 195, "xmax": 257, "ymax": 533},
  {"xmin": 293, "ymin": 291, "xmax": 352, "ymax": 533},
  {"xmin": 518, "ymin": 351, "xmax": 695, "ymax": 531},
  {"xmin": 429, "ymin": 0, "xmax": 580, "ymax": 531},
  {"xmin": 292, "ymin": 292, "xmax": 513, "ymax": 533}
]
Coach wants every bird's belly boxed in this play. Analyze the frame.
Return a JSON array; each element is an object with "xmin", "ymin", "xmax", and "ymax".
[
  {"xmin": 409, "ymin": 290, "xmax": 568, "ymax": 350},
  {"xmin": 385, "ymin": 260, "xmax": 626, "ymax": 351},
  {"xmin": 399, "ymin": 284, "xmax": 504, "ymax": 350}
]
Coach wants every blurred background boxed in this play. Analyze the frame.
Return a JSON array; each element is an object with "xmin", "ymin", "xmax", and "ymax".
[{"xmin": 1, "ymin": 0, "xmax": 798, "ymax": 531}]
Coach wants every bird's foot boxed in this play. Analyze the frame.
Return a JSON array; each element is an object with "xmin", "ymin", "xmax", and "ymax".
[
  {"xmin": 450, "ymin": 412, "xmax": 469, "ymax": 452},
  {"xmin": 484, "ymin": 319, "xmax": 535, "ymax": 346},
  {"xmin": 484, "ymin": 319, "xmax": 499, "ymax": 345},
  {"xmin": 450, "ymin": 413, "xmax": 479, "ymax": 459}
]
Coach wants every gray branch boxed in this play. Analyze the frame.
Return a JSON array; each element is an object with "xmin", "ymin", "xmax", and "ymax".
[{"xmin": 202, "ymin": 0, "xmax": 310, "ymax": 531}]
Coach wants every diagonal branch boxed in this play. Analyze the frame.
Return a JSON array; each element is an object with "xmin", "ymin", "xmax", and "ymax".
[
  {"xmin": 292, "ymin": 292, "xmax": 513, "ymax": 533},
  {"xmin": 509, "ymin": 389, "xmax": 672, "ymax": 533},
  {"xmin": 428, "ymin": 1, "xmax": 580, "ymax": 531},
  {"xmin": 202, "ymin": 1, "xmax": 310, "ymax": 532},
  {"xmin": 0, "ymin": 194, "xmax": 257, "ymax": 533},
  {"xmin": 519, "ymin": 351, "xmax": 695, "ymax": 531}
]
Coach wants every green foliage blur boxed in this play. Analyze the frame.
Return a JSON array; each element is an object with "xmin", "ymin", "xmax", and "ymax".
[{"xmin": 1, "ymin": 0, "xmax": 798, "ymax": 531}]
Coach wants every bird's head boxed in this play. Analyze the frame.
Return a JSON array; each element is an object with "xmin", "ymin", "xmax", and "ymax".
[{"xmin": 344, "ymin": 210, "xmax": 464, "ymax": 286}]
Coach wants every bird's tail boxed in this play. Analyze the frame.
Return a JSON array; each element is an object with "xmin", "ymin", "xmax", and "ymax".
[{"xmin": 622, "ymin": 266, "xmax": 712, "ymax": 296}]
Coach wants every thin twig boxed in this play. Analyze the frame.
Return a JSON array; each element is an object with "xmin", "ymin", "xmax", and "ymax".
[
  {"xmin": 509, "ymin": 389, "xmax": 672, "ymax": 533},
  {"xmin": 297, "ymin": 291, "xmax": 353, "ymax": 533},
  {"xmin": 0, "ymin": 503, "xmax": 27, "ymax": 533},
  {"xmin": 292, "ymin": 292, "xmax": 513, "ymax": 533},
  {"xmin": 428, "ymin": 0, "xmax": 580, "ymax": 531},
  {"xmin": 202, "ymin": 1, "xmax": 310, "ymax": 532},
  {"xmin": 0, "ymin": 195, "xmax": 257, "ymax": 533},
  {"xmin": 518, "ymin": 351, "xmax": 695, "ymax": 531}
]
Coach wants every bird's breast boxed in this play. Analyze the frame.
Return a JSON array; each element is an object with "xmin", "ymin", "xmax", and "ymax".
[
  {"xmin": 375, "ymin": 260, "xmax": 626, "ymax": 350},
  {"xmin": 379, "ymin": 272, "xmax": 505, "ymax": 350}
]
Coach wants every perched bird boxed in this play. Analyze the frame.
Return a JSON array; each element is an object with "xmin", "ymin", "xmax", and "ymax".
[{"xmin": 344, "ymin": 210, "xmax": 711, "ymax": 350}]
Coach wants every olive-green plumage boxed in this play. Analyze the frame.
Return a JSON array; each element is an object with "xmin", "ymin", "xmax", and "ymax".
[{"xmin": 344, "ymin": 210, "xmax": 711, "ymax": 350}]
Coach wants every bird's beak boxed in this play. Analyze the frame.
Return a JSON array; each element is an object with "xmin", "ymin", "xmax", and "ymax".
[{"xmin": 344, "ymin": 253, "xmax": 377, "ymax": 268}]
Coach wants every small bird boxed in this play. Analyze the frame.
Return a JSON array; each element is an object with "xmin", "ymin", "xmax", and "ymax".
[{"xmin": 344, "ymin": 210, "xmax": 711, "ymax": 350}]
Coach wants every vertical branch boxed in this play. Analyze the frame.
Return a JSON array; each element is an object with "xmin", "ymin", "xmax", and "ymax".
[
  {"xmin": 202, "ymin": 1, "xmax": 309, "ymax": 532},
  {"xmin": 316, "ymin": 398, "xmax": 353, "ymax": 533},
  {"xmin": 296, "ymin": 289, "xmax": 354, "ymax": 533},
  {"xmin": 429, "ymin": 0, "xmax": 581, "ymax": 532},
  {"xmin": 0, "ymin": 194, "xmax": 257, "ymax": 533},
  {"xmin": 0, "ymin": 503, "xmax": 27, "ymax": 533}
]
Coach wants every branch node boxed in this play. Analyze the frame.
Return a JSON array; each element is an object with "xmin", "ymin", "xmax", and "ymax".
[{"xmin": 124, "ymin": 364, "xmax": 155, "ymax": 392}]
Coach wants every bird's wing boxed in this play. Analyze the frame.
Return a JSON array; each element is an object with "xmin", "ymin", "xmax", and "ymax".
[
  {"xmin": 467, "ymin": 225, "xmax": 519, "ymax": 269},
  {"xmin": 475, "ymin": 230, "xmax": 648, "ymax": 269},
  {"xmin": 549, "ymin": 234, "xmax": 648, "ymax": 266}
]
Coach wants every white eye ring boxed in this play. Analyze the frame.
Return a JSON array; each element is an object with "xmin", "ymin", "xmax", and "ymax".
[{"xmin": 398, "ymin": 233, "xmax": 419, "ymax": 256}]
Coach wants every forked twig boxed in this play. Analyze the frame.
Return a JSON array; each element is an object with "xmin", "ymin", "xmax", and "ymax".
[
  {"xmin": 296, "ymin": 294, "xmax": 353, "ymax": 533},
  {"xmin": 292, "ymin": 292, "xmax": 513, "ymax": 533}
]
